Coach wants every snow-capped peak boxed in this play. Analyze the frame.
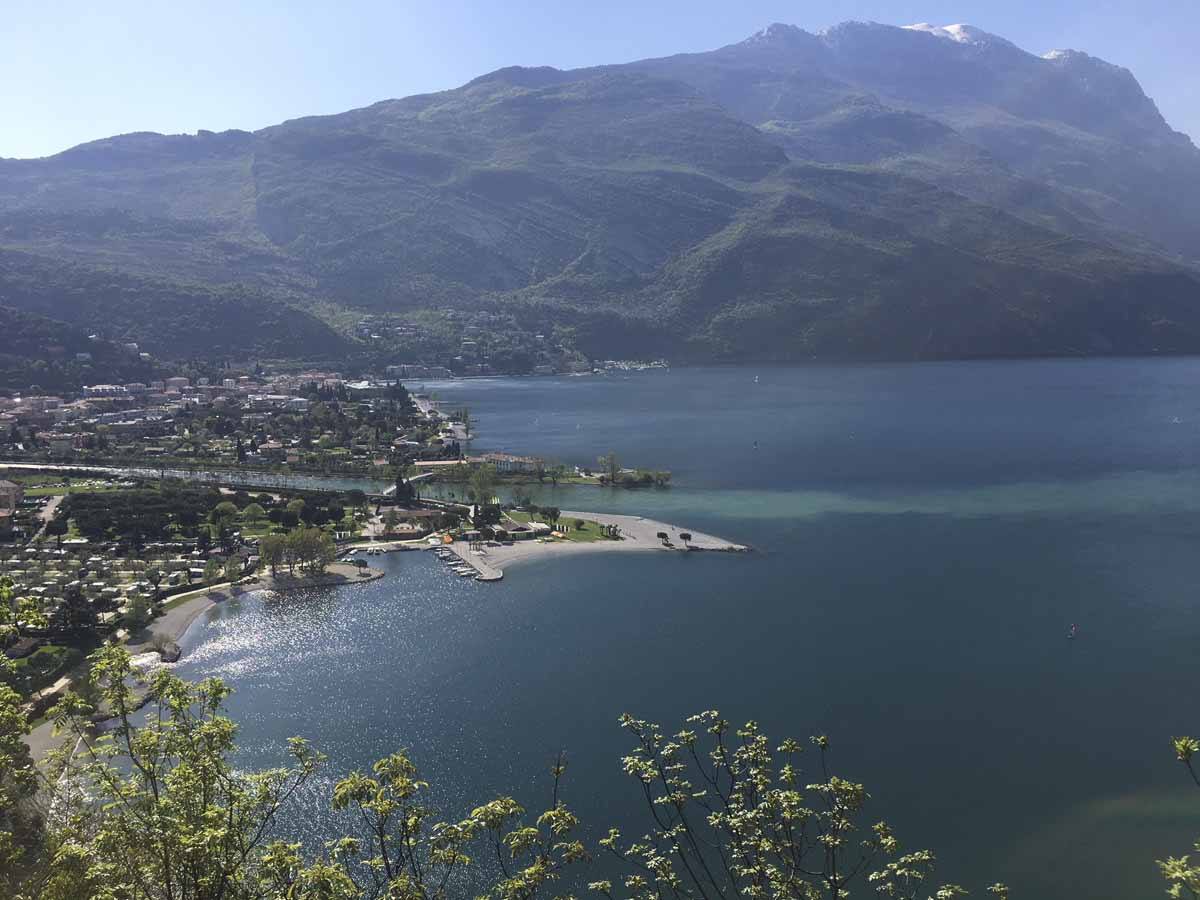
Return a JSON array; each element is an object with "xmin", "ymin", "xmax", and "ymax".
[
  {"xmin": 744, "ymin": 22, "xmax": 809, "ymax": 44},
  {"xmin": 902, "ymin": 22, "xmax": 996, "ymax": 45}
]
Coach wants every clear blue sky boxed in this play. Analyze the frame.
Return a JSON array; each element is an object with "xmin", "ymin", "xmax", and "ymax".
[{"xmin": 4, "ymin": 0, "xmax": 1197, "ymax": 158}]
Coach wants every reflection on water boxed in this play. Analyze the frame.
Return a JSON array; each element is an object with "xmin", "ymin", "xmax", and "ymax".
[{"xmin": 178, "ymin": 362, "xmax": 1200, "ymax": 900}]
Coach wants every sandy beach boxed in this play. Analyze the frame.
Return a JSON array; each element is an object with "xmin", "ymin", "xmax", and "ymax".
[{"xmin": 447, "ymin": 511, "xmax": 748, "ymax": 578}]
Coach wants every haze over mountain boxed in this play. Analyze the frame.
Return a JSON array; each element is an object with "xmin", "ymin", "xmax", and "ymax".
[{"xmin": 3, "ymin": 20, "xmax": 1200, "ymax": 365}]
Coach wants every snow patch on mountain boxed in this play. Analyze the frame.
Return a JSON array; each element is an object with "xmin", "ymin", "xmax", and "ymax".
[{"xmin": 903, "ymin": 23, "xmax": 979, "ymax": 43}]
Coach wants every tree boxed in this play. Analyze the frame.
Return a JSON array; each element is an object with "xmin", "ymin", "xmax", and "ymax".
[
  {"xmin": 43, "ymin": 647, "xmax": 323, "ymax": 900},
  {"xmin": 469, "ymin": 463, "xmax": 497, "ymax": 506},
  {"xmin": 241, "ymin": 502, "xmax": 266, "ymax": 525},
  {"xmin": 145, "ymin": 567, "xmax": 165, "ymax": 602},
  {"xmin": 598, "ymin": 451, "xmax": 620, "ymax": 485},
  {"xmin": 203, "ymin": 557, "xmax": 223, "ymax": 584},
  {"xmin": 0, "ymin": 577, "xmax": 47, "ymax": 642},
  {"xmin": 0, "ymin": 668, "xmax": 40, "ymax": 898},
  {"xmin": 1162, "ymin": 739, "xmax": 1200, "ymax": 895},
  {"xmin": 58, "ymin": 584, "xmax": 96, "ymax": 635},
  {"xmin": 549, "ymin": 464, "xmax": 566, "ymax": 486},
  {"xmin": 35, "ymin": 647, "xmax": 587, "ymax": 900},
  {"xmin": 382, "ymin": 509, "xmax": 401, "ymax": 536},
  {"xmin": 574, "ymin": 518, "xmax": 586, "ymax": 531},
  {"xmin": 211, "ymin": 500, "xmax": 239, "ymax": 526},
  {"xmin": 259, "ymin": 534, "xmax": 287, "ymax": 576},
  {"xmin": 44, "ymin": 517, "xmax": 68, "ymax": 549},
  {"xmin": 679, "ymin": 531, "xmax": 692, "ymax": 547},
  {"xmin": 601, "ymin": 711, "xmax": 974, "ymax": 900},
  {"xmin": 394, "ymin": 467, "xmax": 416, "ymax": 505},
  {"xmin": 656, "ymin": 531, "xmax": 670, "ymax": 545},
  {"xmin": 223, "ymin": 555, "xmax": 243, "ymax": 582},
  {"xmin": 123, "ymin": 594, "xmax": 153, "ymax": 632},
  {"xmin": 28, "ymin": 661, "xmax": 987, "ymax": 900},
  {"xmin": 286, "ymin": 527, "xmax": 336, "ymax": 575},
  {"xmin": 474, "ymin": 504, "xmax": 502, "ymax": 527}
]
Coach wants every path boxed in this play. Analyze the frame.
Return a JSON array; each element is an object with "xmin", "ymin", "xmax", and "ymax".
[{"xmin": 33, "ymin": 494, "xmax": 63, "ymax": 538}]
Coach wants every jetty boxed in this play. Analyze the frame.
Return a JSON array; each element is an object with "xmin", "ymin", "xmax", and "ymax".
[{"xmin": 445, "ymin": 542, "xmax": 503, "ymax": 581}]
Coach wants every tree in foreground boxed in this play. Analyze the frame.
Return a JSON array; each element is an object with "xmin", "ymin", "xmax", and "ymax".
[
  {"xmin": 37, "ymin": 646, "xmax": 586, "ymax": 900},
  {"xmin": 1, "ymin": 581, "xmax": 43, "ymax": 898},
  {"xmin": 598, "ymin": 712, "xmax": 988, "ymax": 900},
  {"xmin": 11, "ymin": 646, "xmax": 1005, "ymax": 900},
  {"xmin": 1160, "ymin": 737, "xmax": 1200, "ymax": 897},
  {"xmin": 39, "ymin": 647, "xmax": 323, "ymax": 900}
]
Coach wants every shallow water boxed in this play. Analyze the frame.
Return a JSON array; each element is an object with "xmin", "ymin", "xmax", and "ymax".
[{"xmin": 177, "ymin": 360, "xmax": 1200, "ymax": 899}]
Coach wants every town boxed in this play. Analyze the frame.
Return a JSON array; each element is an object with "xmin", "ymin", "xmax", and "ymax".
[
  {"xmin": 0, "ymin": 365, "xmax": 704, "ymax": 733},
  {"xmin": 0, "ymin": 366, "xmax": 670, "ymax": 487}
]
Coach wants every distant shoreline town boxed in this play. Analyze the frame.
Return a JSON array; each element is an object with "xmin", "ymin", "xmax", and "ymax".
[
  {"xmin": 1, "ymin": 360, "xmax": 741, "ymax": 751},
  {"xmin": 0, "ymin": 360, "xmax": 669, "ymax": 487}
]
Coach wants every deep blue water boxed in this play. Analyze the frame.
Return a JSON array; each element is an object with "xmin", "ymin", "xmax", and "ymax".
[{"xmin": 177, "ymin": 360, "xmax": 1200, "ymax": 899}]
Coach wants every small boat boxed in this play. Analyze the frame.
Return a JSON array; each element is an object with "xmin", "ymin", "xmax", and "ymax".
[
  {"xmin": 1067, "ymin": 623, "xmax": 1079, "ymax": 639},
  {"xmin": 754, "ymin": 375, "xmax": 759, "ymax": 384}
]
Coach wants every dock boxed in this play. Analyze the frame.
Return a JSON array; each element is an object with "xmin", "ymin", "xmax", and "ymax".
[{"xmin": 444, "ymin": 542, "xmax": 503, "ymax": 581}]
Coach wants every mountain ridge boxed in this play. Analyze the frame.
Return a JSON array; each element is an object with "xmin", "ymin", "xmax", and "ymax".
[{"xmin": 3, "ymin": 20, "xmax": 1200, "ymax": 371}]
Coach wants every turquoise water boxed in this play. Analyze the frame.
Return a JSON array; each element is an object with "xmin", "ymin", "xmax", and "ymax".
[{"xmin": 177, "ymin": 360, "xmax": 1200, "ymax": 899}]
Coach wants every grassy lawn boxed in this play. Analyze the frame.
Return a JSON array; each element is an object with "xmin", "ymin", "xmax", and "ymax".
[
  {"xmin": 22, "ymin": 482, "xmax": 130, "ymax": 497},
  {"xmin": 506, "ymin": 510, "xmax": 608, "ymax": 542}
]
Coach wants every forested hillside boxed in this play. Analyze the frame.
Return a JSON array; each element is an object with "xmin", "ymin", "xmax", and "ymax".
[{"xmin": 3, "ymin": 21, "xmax": 1200, "ymax": 364}]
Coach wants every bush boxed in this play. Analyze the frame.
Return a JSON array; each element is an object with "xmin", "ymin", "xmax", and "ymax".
[{"xmin": 10, "ymin": 644, "xmax": 81, "ymax": 693}]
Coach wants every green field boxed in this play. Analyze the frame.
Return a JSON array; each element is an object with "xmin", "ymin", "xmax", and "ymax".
[
  {"xmin": 2, "ymin": 473, "xmax": 133, "ymax": 496},
  {"xmin": 505, "ymin": 510, "xmax": 609, "ymax": 543}
]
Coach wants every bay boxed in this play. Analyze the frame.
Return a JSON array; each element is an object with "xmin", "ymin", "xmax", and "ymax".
[{"xmin": 176, "ymin": 359, "xmax": 1200, "ymax": 899}]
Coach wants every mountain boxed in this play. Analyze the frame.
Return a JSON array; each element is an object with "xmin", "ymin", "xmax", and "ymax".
[
  {"xmin": 616, "ymin": 21, "xmax": 1200, "ymax": 262},
  {"xmin": 2, "ymin": 21, "xmax": 1200, "ymax": 366},
  {"xmin": 0, "ymin": 304, "xmax": 157, "ymax": 392}
]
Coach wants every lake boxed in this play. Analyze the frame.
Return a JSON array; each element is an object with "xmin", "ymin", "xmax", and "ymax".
[{"xmin": 176, "ymin": 359, "xmax": 1200, "ymax": 899}]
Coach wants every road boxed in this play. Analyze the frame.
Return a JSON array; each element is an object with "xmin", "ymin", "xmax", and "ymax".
[{"xmin": 33, "ymin": 494, "xmax": 63, "ymax": 538}]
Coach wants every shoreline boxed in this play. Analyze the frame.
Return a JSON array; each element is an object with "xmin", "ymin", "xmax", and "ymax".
[
  {"xmin": 21, "ymin": 563, "xmax": 382, "ymax": 762},
  {"xmin": 127, "ymin": 562, "xmax": 385, "ymax": 651},
  {"xmin": 22, "ymin": 517, "xmax": 740, "ymax": 759},
  {"xmin": 444, "ymin": 511, "xmax": 749, "ymax": 578}
]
